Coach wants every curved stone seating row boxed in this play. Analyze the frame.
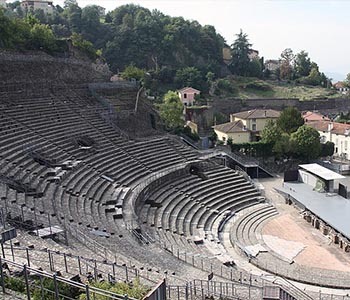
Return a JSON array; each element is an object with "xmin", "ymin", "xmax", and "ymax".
[
  {"xmin": 139, "ymin": 166, "xmax": 262, "ymax": 241},
  {"xmin": 231, "ymin": 203, "xmax": 278, "ymax": 248}
]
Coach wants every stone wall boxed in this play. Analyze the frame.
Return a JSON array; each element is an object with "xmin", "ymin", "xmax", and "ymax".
[
  {"xmin": 0, "ymin": 50, "xmax": 111, "ymax": 86},
  {"xmin": 187, "ymin": 97, "xmax": 350, "ymax": 136},
  {"xmin": 212, "ymin": 97, "xmax": 350, "ymax": 116}
]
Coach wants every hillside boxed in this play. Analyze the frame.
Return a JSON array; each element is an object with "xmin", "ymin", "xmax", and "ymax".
[{"xmin": 213, "ymin": 76, "xmax": 339, "ymax": 100}]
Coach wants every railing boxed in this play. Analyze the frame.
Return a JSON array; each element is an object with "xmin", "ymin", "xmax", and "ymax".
[
  {"xmin": 0, "ymin": 240, "xmax": 157, "ymax": 286},
  {"xmin": 0, "ymin": 257, "xmax": 138, "ymax": 300}
]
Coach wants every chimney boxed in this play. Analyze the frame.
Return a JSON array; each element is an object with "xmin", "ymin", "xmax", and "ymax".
[{"xmin": 328, "ymin": 122, "xmax": 333, "ymax": 132}]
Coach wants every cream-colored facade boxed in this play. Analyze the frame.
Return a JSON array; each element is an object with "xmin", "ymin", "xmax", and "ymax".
[
  {"xmin": 214, "ymin": 129, "xmax": 250, "ymax": 145},
  {"xmin": 319, "ymin": 130, "xmax": 350, "ymax": 159},
  {"xmin": 230, "ymin": 116, "xmax": 273, "ymax": 132},
  {"xmin": 21, "ymin": 0, "xmax": 53, "ymax": 14},
  {"xmin": 309, "ymin": 122, "xmax": 350, "ymax": 159}
]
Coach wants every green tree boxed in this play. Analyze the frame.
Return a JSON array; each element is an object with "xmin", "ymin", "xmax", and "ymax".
[
  {"xmin": 81, "ymin": 5, "xmax": 101, "ymax": 41},
  {"xmin": 29, "ymin": 23, "xmax": 57, "ymax": 51},
  {"xmin": 291, "ymin": 125, "xmax": 321, "ymax": 160},
  {"xmin": 159, "ymin": 91, "xmax": 184, "ymax": 129},
  {"xmin": 273, "ymin": 133, "xmax": 292, "ymax": 159},
  {"xmin": 277, "ymin": 107, "xmax": 304, "ymax": 134},
  {"xmin": 229, "ymin": 29, "xmax": 252, "ymax": 76},
  {"xmin": 63, "ymin": 2, "xmax": 82, "ymax": 32},
  {"xmin": 247, "ymin": 58, "xmax": 263, "ymax": 78},
  {"xmin": 321, "ymin": 141, "xmax": 334, "ymax": 157},
  {"xmin": 261, "ymin": 120, "xmax": 282, "ymax": 144},
  {"xmin": 279, "ymin": 48, "xmax": 294, "ymax": 80},
  {"xmin": 175, "ymin": 67, "xmax": 203, "ymax": 89},
  {"xmin": 294, "ymin": 50, "xmax": 311, "ymax": 78},
  {"xmin": 120, "ymin": 64, "xmax": 145, "ymax": 81},
  {"xmin": 70, "ymin": 32, "xmax": 96, "ymax": 59}
]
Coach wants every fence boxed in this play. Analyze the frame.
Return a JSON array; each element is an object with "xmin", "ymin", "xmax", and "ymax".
[
  {"xmin": 0, "ymin": 244, "xmax": 256, "ymax": 300},
  {"xmin": 0, "ymin": 257, "xmax": 138, "ymax": 300}
]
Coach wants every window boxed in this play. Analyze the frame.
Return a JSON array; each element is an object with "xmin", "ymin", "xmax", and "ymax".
[
  {"xmin": 252, "ymin": 124, "xmax": 257, "ymax": 131},
  {"xmin": 252, "ymin": 118, "xmax": 256, "ymax": 122},
  {"xmin": 345, "ymin": 141, "xmax": 348, "ymax": 151},
  {"xmin": 184, "ymin": 93, "xmax": 187, "ymax": 99}
]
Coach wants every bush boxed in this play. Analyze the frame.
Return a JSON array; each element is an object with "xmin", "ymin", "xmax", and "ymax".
[
  {"xmin": 71, "ymin": 32, "xmax": 97, "ymax": 60},
  {"xmin": 182, "ymin": 126, "xmax": 200, "ymax": 141},
  {"xmin": 79, "ymin": 278, "xmax": 150, "ymax": 300},
  {"xmin": 245, "ymin": 81, "xmax": 272, "ymax": 91},
  {"xmin": 230, "ymin": 142, "xmax": 273, "ymax": 158},
  {"xmin": 4, "ymin": 276, "xmax": 26, "ymax": 293},
  {"xmin": 32, "ymin": 277, "xmax": 81, "ymax": 300},
  {"xmin": 217, "ymin": 79, "xmax": 237, "ymax": 94},
  {"xmin": 321, "ymin": 141, "xmax": 334, "ymax": 157}
]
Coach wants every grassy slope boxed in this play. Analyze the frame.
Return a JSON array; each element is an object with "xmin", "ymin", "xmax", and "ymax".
[{"xmin": 214, "ymin": 76, "xmax": 341, "ymax": 100}]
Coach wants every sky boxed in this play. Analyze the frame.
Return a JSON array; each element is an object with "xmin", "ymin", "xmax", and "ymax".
[{"xmin": 21, "ymin": 0, "xmax": 350, "ymax": 81}]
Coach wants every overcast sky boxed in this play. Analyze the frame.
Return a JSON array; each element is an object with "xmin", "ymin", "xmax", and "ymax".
[{"xmin": 22, "ymin": 0, "xmax": 350, "ymax": 80}]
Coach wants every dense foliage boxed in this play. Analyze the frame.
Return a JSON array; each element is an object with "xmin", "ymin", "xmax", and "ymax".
[
  {"xmin": 230, "ymin": 142, "xmax": 273, "ymax": 158},
  {"xmin": 259, "ymin": 107, "xmax": 327, "ymax": 161},
  {"xmin": 277, "ymin": 106, "xmax": 304, "ymax": 134},
  {"xmin": 159, "ymin": 91, "xmax": 184, "ymax": 129},
  {"xmin": 1, "ymin": 2, "xmax": 332, "ymax": 95},
  {"xmin": 278, "ymin": 48, "xmax": 329, "ymax": 87},
  {"xmin": 0, "ymin": 7, "xmax": 97, "ymax": 57}
]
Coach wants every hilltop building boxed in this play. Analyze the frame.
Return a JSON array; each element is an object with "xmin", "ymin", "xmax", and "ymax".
[
  {"xmin": 21, "ymin": 0, "xmax": 53, "ymax": 14},
  {"xmin": 334, "ymin": 82, "xmax": 349, "ymax": 94},
  {"xmin": 264, "ymin": 59, "xmax": 280, "ymax": 72},
  {"xmin": 248, "ymin": 49, "xmax": 259, "ymax": 61},
  {"xmin": 178, "ymin": 87, "xmax": 200, "ymax": 106},
  {"xmin": 222, "ymin": 45, "xmax": 232, "ymax": 65}
]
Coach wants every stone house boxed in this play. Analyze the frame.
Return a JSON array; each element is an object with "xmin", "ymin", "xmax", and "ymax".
[{"xmin": 21, "ymin": 0, "xmax": 53, "ymax": 14}]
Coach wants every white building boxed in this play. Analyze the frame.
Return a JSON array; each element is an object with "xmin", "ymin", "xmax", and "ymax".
[
  {"xmin": 308, "ymin": 121, "xmax": 350, "ymax": 159},
  {"xmin": 21, "ymin": 0, "xmax": 53, "ymax": 14}
]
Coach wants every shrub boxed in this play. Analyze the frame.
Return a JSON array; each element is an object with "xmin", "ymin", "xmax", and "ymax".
[
  {"xmin": 217, "ymin": 79, "xmax": 237, "ymax": 94},
  {"xmin": 79, "ymin": 278, "xmax": 150, "ymax": 300},
  {"xmin": 4, "ymin": 276, "xmax": 26, "ymax": 293},
  {"xmin": 32, "ymin": 277, "xmax": 81, "ymax": 300}
]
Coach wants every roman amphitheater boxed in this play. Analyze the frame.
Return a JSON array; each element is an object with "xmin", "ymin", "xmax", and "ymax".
[{"xmin": 1, "ymin": 51, "xmax": 350, "ymax": 300}]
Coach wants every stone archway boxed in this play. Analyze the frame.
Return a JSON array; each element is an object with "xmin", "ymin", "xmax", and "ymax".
[
  {"xmin": 334, "ymin": 235, "xmax": 339, "ymax": 244},
  {"xmin": 315, "ymin": 219, "xmax": 320, "ymax": 229}
]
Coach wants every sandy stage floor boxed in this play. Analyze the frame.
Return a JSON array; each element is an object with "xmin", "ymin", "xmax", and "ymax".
[{"xmin": 262, "ymin": 213, "xmax": 350, "ymax": 272}]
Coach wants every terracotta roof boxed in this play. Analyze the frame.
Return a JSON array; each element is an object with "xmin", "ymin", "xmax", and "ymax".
[
  {"xmin": 178, "ymin": 87, "xmax": 200, "ymax": 93},
  {"xmin": 302, "ymin": 111, "xmax": 330, "ymax": 122},
  {"xmin": 231, "ymin": 109, "xmax": 280, "ymax": 120},
  {"xmin": 213, "ymin": 120, "xmax": 247, "ymax": 133},
  {"xmin": 334, "ymin": 81, "xmax": 346, "ymax": 89},
  {"xmin": 308, "ymin": 121, "xmax": 350, "ymax": 136}
]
